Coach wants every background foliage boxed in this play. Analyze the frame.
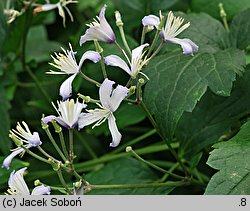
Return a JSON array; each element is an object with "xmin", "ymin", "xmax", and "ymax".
[{"xmin": 1, "ymin": 0, "xmax": 250, "ymax": 195}]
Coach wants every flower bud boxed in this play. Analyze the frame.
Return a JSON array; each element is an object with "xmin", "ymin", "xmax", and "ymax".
[
  {"xmin": 34, "ymin": 179, "xmax": 41, "ymax": 186},
  {"xmin": 52, "ymin": 120, "xmax": 62, "ymax": 133},
  {"xmin": 126, "ymin": 146, "xmax": 132, "ymax": 152},
  {"xmin": 115, "ymin": 11, "xmax": 123, "ymax": 27}
]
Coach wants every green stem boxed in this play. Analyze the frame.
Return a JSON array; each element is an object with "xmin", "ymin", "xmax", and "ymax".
[
  {"xmin": 90, "ymin": 181, "xmax": 185, "ymax": 190},
  {"xmin": 59, "ymin": 131, "xmax": 70, "ymax": 160},
  {"xmin": 79, "ymin": 71, "xmax": 101, "ymax": 86},
  {"xmin": 37, "ymin": 146, "xmax": 58, "ymax": 161},
  {"xmin": 126, "ymin": 77, "xmax": 132, "ymax": 87},
  {"xmin": 114, "ymin": 41, "xmax": 131, "ymax": 64},
  {"xmin": 146, "ymin": 30, "xmax": 160, "ymax": 57},
  {"xmin": 21, "ymin": 146, "xmax": 50, "ymax": 164},
  {"xmin": 69, "ymin": 129, "xmax": 74, "ymax": 162},
  {"xmin": 44, "ymin": 128, "xmax": 67, "ymax": 162},
  {"xmin": 75, "ymin": 143, "xmax": 179, "ymax": 171},
  {"xmin": 160, "ymin": 163, "xmax": 179, "ymax": 182},
  {"xmin": 140, "ymin": 102, "xmax": 189, "ymax": 176},
  {"xmin": 57, "ymin": 169, "xmax": 71, "ymax": 194},
  {"xmin": 118, "ymin": 25, "xmax": 132, "ymax": 56},
  {"xmin": 148, "ymin": 41, "xmax": 164, "ymax": 61},
  {"xmin": 111, "ymin": 129, "xmax": 156, "ymax": 154},
  {"xmin": 74, "ymin": 130, "xmax": 97, "ymax": 159},
  {"xmin": 141, "ymin": 26, "xmax": 146, "ymax": 45},
  {"xmin": 127, "ymin": 147, "xmax": 184, "ymax": 180},
  {"xmin": 100, "ymin": 52, "xmax": 108, "ymax": 78}
]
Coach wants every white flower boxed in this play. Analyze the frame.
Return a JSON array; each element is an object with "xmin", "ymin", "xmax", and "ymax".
[
  {"xmin": 2, "ymin": 122, "xmax": 42, "ymax": 169},
  {"xmin": 78, "ymin": 79, "xmax": 129, "ymax": 147},
  {"xmin": 48, "ymin": 43, "xmax": 101, "ymax": 100},
  {"xmin": 104, "ymin": 44, "xmax": 149, "ymax": 79},
  {"xmin": 7, "ymin": 167, "xmax": 51, "ymax": 195},
  {"xmin": 142, "ymin": 15, "xmax": 160, "ymax": 29},
  {"xmin": 34, "ymin": 0, "xmax": 78, "ymax": 27},
  {"xmin": 80, "ymin": 4, "xmax": 116, "ymax": 45},
  {"xmin": 42, "ymin": 99, "xmax": 86, "ymax": 129},
  {"xmin": 160, "ymin": 11, "xmax": 198, "ymax": 55}
]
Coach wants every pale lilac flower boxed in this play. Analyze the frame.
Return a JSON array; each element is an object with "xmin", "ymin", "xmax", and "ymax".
[
  {"xmin": 48, "ymin": 43, "xmax": 101, "ymax": 100},
  {"xmin": 78, "ymin": 79, "xmax": 129, "ymax": 147},
  {"xmin": 2, "ymin": 122, "xmax": 42, "ymax": 170},
  {"xmin": 42, "ymin": 99, "xmax": 86, "ymax": 129},
  {"xmin": 160, "ymin": 11, "xmax": 198, "ymax": 55},
  {"xmin": 80, "ymin": 4, "xmax": 116, "ymax": 45},
  {"xmin": 7, "ymin": 167, "xmax": 50, "ymax": 195},
  {"xmin": 104, "ymin": 44, "xmax": 149, "ymax": 79},
  {"xmin": 142, "ymin": 15, "xmax": 160, "ymax": 28},
  {"xmin": 34, "ymin": 0, "xmax": 78, "ymax": 27}
]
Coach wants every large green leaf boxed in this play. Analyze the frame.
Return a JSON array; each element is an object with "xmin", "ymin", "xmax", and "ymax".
[
  {"xmin": 177, "ymin": 12, "xmax": 229, "ymax": 53},
  {"xmin": 205, "ymin": 120, "xmax": 250, "ymax": 194},
  {"xmin": 0, "ymin": 157, "xmax": 29, "ymax": 186},
  {"xmin": 191, "ymin": 0, "xmax": 250, "ymax": 20},
  {"xmin": 0, "ymin": 86, "xmax": 11, "ymax": 155},
  {"xmin": 230, "ymin": 8, "xmax": 250, "ymax": 50},
  {"xmin": 143, "ymin": 48, "xmax": 245, "ymax": 140},
  {"xmin": 86, "ymin": 157, "xmax": 175, "ymax": 194},
  {"xmin": 177, "ymin": 65, "xmax": 250, "ymax": 159}
]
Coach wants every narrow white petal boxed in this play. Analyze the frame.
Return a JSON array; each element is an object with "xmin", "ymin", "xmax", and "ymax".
[
  {"xmin": 131, "ymin": 43, "xmax": 149, "ymax": 62},
  {"xmin": 109, "ymin": 85, "xmax": 129, "ymax": 112},
  {"xmin": 40, "ymin": 4, "xmax": 58, "ymax": 11},
  {"xmin": 142, "ymin": 15, "xmax": 160, "ymax": 27},
  {"xmin": 104, "ymin": 55, "xmax": 131, "ymax": 75},
  {"xmin": 78, "ymin": 111, "xmax": 105, "ymax": 129},
  {"xmin": 79, "ymin": 51, "xmax": 101, "ymax": 68},
  {"xmin": 59, "ymin": 73, "xmax": 77, "ymax": 100},
  {"xmin": 31, "ymin": 185, "xmax": 51, "ymax": 195},
  {"xmin": 2, "ymin": 148, "xmax": 24, "ymax": 169},
  {"xmin": 168, "ymin": 38, "xmax": 198, "ymax": 55},
  {"xmin": 108, "ymin": 114, "xmax": 121, "ymax": 147},
  {"xmin": 99, "ymin": 79, "xmax": 115, "ymax": 109},
  {"xmin": 8, "ymin": 167, "xmax": 30, "ymax": 195},
  {"xmin": 41, "ymin": 115, "xmax": 57, "ymax": 124}
]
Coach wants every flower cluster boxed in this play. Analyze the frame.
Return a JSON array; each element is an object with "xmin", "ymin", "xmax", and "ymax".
[{"xmin": 2, "ymin": 3, "xmax": 198, "ymax": 195}]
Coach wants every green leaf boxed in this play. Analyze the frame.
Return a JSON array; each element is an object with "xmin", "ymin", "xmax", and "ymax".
[
  {"xmin": 26, "ymin": 26, "xmax": 61, "ymax": 63},
  {"xmin": 0, "ymin": 157, "xmax": 29, "ymax": 186},
  {"xmin": 230, "ymin": 8, "xmax": 250, "ymax": 50},
  {"xmin": 143, "ymin": 49, "xmax": 245, "ymax": 140},
  {"xmin": 177, "ymin": 65, "xmax": 250, "ymax": 159},
  {"xmin": 191, "ymin": 0, "xmax": 250, "ymax": 20},
  {"xmin": 177, "ymin": 12, "xmax": 229, "ymax": 53},
  {"xmin": 86, "ymin": 157, "xmax": 175, "ymax": 194},
  {"xmin": 0, "ymin": 86, "xmax": 11, "ymax": 154},
  {"xmin": 205, "ymin": 120, "xmax": 250, "ymax": 194}
]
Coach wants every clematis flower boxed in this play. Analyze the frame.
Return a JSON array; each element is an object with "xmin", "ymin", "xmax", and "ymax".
[
  {"xmin": 42, "ymin": 99, "xmax": 86, "ymax": 129},
  {"xmin": 80, "ymin": 4, "xmax": 116, "ymax": 45},
  {"xmin": 78, "ymin": 79, "xmax": 129, "ymax": 147},
  {"xmin": 48, "ymin": 43, "xmax": 101, "ymax": 100},
  {"xmin": 104, "ymin": 44, "xmax": 149, "ymax": 79},
  {"xmin": 34, "ymin": 0, "xmax": 78, "ymax": 27},
  {"xmin": 142, "ymin": 15, "xmax": 160, "ymax": 29},
  {"xmin": 160, "ymin": 11, "xmax": 198, "ymax": 55},
  {"xmin": 2, "ymin": 122, "xmax": 42, "ymax": 170},
  {"xmin": 7, "ymin": 167, "xmax": 51, "ymax": 195}
]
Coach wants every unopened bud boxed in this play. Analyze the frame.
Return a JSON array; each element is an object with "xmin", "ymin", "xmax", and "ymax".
[
  {"xmin": 138, "ymin": 78, "xmax": 145, "ymax": 84},
  {"xmin": 75, "ymin": 180, "xmax": 82, "ymax": 188},
  {"xmin": 115, "ymin": 11, "xmax": 123, "ymax": 27},
  {"xmin": 52, "ymin": 120, "xmax": 62, "ymax": 133},
  {"xmin": 129, "ymin": 86, "xmax": 136, "ymax": 94},
  {"xmin": 34, "ymin": 179, "xmax": 41, "ymax": 186},
  {"xmin": 126, "ymin": 146, "xmax": 132, "ymax": 152}
]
